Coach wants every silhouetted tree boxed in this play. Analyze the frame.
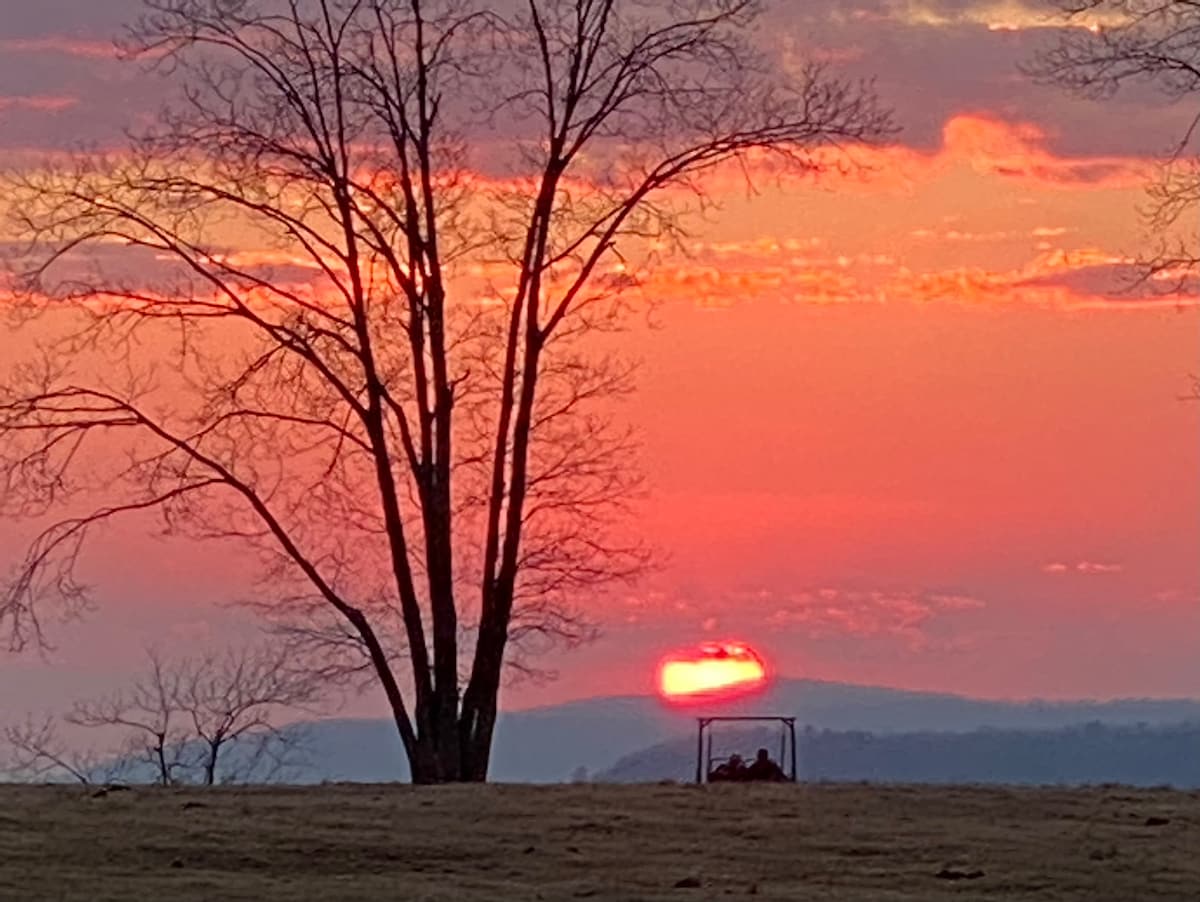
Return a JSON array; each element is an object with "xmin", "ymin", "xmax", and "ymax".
[
  {"xmin": 0, "ymin": 0, "xmax": 893, "ymax": 782},
  {"xmin": 2, "ymin": 714, "xmax": 121, "ymax": 785},
  {"xmin": 1028, "ymin": 1, "xmax": 1200, "ymax": 290},
  {"xmin": 3, "ymin": 644, "xmax": 321, "ymax": 785},
  {"xmin": 174, "ymin": 645, "xmax": 323, "ymax": 785},
  {"xmin": 68, "ymin": 648, "xmax": 192, "ymax": 785}
]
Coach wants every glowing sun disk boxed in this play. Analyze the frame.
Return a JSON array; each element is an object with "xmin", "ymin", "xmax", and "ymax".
[{"xmin": 657, "ymin": 642, "xmax": 768, "ymax": 703}]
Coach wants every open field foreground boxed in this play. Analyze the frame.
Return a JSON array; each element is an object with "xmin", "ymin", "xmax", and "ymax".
[{"xmin": 1, "ymin": 783, "xmax": 1198, "ymax": 901}]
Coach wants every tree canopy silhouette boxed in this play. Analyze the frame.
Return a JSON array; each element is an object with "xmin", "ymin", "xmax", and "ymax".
[
  {"xmin": 1029, "ymin": 1, "xmax": 1200, "ymax": 292},
  {"xmin": 0, "ymin": 0, "xmax": 892, "ymax": 782}
]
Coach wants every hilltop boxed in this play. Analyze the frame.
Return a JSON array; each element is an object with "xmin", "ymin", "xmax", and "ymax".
[{"xmin": 279, "ymin": 679, "xmax": 1200, "ymax": 783}]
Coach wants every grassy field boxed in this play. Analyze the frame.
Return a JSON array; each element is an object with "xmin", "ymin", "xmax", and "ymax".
[{"xmin": 1, "ymin": 782, "xmax": 1198, "ymax": 900}]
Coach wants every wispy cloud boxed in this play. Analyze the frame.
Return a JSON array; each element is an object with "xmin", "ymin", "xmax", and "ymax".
[
  {"xmin": 883, "ymin": 0, "xmax": 1125, "ymax": 33},
  {"xmin": 700, "ymin": 114, "xmax": 1150, "ymax": 205},
  {"xmin": 1148, "ymin": 588, "xmax": 1200, "ymax": 607},
  {"xmin": 0, "ymin": 95, "xmax": 79, "ymax": 113},
  {"xmin": 0, "ymin": 37, "xmax": 117, "ymax": 59},
  {"xmin": 1043, "ymin": 561, "xmax": 1124, "ymax": 575},
  {"xmin": 761, "ymin": 587, "xmax": 986, "ymax": 649},
  {"xmin": 614, "ymin": 584, "xmax": 986, "ymax": 651}
]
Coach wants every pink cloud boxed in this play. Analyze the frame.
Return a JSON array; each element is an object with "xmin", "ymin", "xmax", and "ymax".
[
  {"xmin": 707, "ymin": 114, "xmax": 1150, "ymax": 196},
  {"xmin": 1042, "ymin": 561, "xmax": 1124, "ymax": 575},
  {"xmin": 628, "ymin": 238, "xmax": 1189, "ymax": 311},
  {"xmin": 932, "ymin": 115, "xmax": 1147, "ymax": 190},
  {"xmin": 1148, "ymin": 589, "xmax": 1200, "ymax": 607},
  {"xmin": 610, "ymin": 583, "xmax": 986, "ymax": 652},
  {"xmin": 884, "ymin": 0, "xmax": 1125, "ymax": 32},
  {"xmin": 762, "ymin": 587, "xmax": 986, "ymax": 649},
  {"xmin": 0, "ymin": 37, "xmax": 117, "ymax": 60},
  {"xmin": 0, "ymin": 95, "xmax": 79, "ymax": 113}
]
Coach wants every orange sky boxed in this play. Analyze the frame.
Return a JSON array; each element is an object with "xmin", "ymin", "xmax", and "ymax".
[{"xmin": 0, "ymin": 1, "xmax": 1197, "ymax": 715}]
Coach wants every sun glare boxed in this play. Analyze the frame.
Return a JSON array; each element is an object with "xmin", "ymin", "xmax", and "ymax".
[{"xmin": 657, "ymin": 641, "xmax": 769, "ymax": 705}]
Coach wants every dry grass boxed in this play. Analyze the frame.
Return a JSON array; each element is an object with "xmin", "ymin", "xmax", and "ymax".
[{"xmin": 1, "ymin": 782, "xmax": 1197, "ymax": 900}]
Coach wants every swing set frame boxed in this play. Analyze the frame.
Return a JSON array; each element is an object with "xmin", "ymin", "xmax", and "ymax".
[{"xmin": 694, "ymin": 715, "xmax": 798, "ymax": 784}]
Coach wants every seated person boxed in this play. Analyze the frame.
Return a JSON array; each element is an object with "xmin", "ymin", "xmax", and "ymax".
[
  {"xmin": 744, "ymin": 747, "xmax": 787, "ymax": 782},
  {"xmin": 708, "ymin": 753, "xmax": 746, "ymax": 782}
]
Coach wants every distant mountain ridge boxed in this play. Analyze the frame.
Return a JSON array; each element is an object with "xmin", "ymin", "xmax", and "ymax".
[
  {"xmin": 282, "ymin": 678, "xmax": 1200, "ymax": 783},
  {"xmin": 597, "ymin": 722, "xmax": 1200, "ymax": 788}
]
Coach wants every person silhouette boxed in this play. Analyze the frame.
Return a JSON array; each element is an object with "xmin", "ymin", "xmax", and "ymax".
[
  {"xmin": 709, "ymin": 753, "xmax": 747, "ymax": 782},
  {"xmin": 745, "ymin": 747, "xmax": 786, "ymax": 782}
]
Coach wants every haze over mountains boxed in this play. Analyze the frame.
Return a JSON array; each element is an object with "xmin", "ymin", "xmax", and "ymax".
[
  {"xmin": 287, "ymin": 679, "xmax": 1200, "ymax": 784},
  {"xmin": 598, "ymin": 722, "xmax": 1200, "ymax": 787}
]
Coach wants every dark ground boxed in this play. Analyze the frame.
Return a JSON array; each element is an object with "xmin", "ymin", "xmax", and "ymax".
[{"xmin": 1, "ymin": 783, "xmax": 1198, "ymax": 900}]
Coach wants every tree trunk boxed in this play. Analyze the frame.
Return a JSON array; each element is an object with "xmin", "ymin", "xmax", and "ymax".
[
  {"xmin": 459, "ymin": 704, "xmax": 497, "ymax": 783},
  {"xmin": 408, "ymin": 737, "xmax": 441, "ymax": 785},
  {"xmin": 204, "ymin": 743, "xmax": 218, "ymax": 786},
  {"xmin": 455, "ymin": 624, "xmax": 507, "ymax": 783},
  {"xmin": 154, "ymin": 741, "xmax": 170, "ymax": 786},
  {"xmin": 404, "ymin": 701, "xmax": 486, "ymax": 784},
  {"xmin": 390, "ymin": 648, "xmax": 502, "ymax": 783}
]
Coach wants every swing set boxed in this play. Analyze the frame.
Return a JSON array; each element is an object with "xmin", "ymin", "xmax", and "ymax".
[{"xmin": 694, "ymin": 715, "xmax": 798, "ymax": 784}]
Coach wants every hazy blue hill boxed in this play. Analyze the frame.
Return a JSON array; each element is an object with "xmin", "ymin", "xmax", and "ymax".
[
  {"xmin": 292, "ymin": 699, "xmax": 691, "ymax": 783},
  {"xmin": 721, "ymin": 679, "xmax": 1200, "ymax": 733},
  {"xmin": 100, "ymin": 680, "xmax": 1200, "ymax": 784},
  {"xmin": 279, "ymin": 679, "xmax": 1200, "ymax": 783},
  {"xmin": 597, "ymin": 722, "xmax": 1200, "ymax": 788},
  {"xmin": 491, "ymin": 695, "xmax": 690, "ymax": 781}
]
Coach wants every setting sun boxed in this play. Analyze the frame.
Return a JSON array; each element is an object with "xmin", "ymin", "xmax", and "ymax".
[{"xmin": 657, "ymin": 642, "xmax": 769, "ymax": 704}]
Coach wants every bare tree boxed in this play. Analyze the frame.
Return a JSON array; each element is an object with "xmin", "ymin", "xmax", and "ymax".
[
  {"xmin": 67, "ymin": 648, "xmax": 192, "ymax": 785},
  {"xmin": 2, "ymin": 714, "xmax": 122, "ymax": 785},
  {"xmin": 1028, "ymin": 2, "xmax": 1200, "ymax": 288},
  {"xmin": 0, "ymin": 0, "xmax": 893, "ymax": 782},
  {"xmin": 175, "ymin": 645, "xmax": 323, "ymax": 785},
  {"xmin": 3, "ymin": 644, "xmax": 320, "ymax": 785}
]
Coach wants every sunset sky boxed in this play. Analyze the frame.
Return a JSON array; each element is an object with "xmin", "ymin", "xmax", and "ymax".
[{"xmin": 0, "ymin": 0, "xmax": 1197, "ymax": 718}]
